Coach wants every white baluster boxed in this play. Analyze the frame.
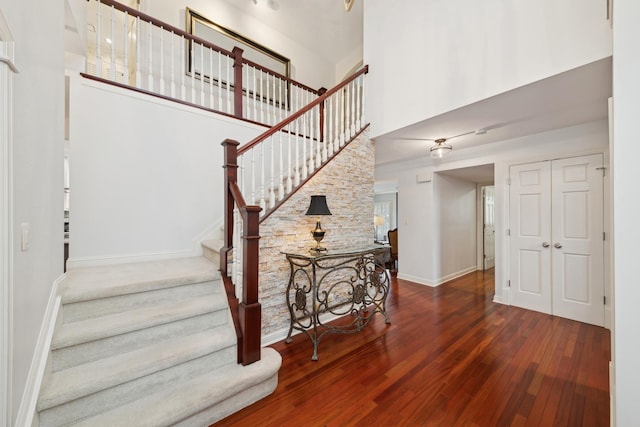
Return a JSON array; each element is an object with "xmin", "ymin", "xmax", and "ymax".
[
  {"xmin": 243, "ymin": 65, "xmax": 250, "ymax": 120},
  {"xmin": 96, "ymin": 2, "xmax": 102, "ymax": 77},
  {"xmin": 340, "ymin": 90, "xmax": 346, "ymax": 147},
  {"xmin": 303, "ymin": 113, "xmax": 310, "ymax": 179},
  {"xmin": 209, "ymin": 47, "xmax": 214, "ymax": 109},
  {"xmin": 253, "ymin": 67, "xmax": 258, "ymax": 121},
  {"xmin": 307, "ymin": 93, "xmax": 315, "ymax": 168},
  {"xmin": 314, "ymin": 105, "xmax": 321, "ymax": 166},
  {"xmin": 361, "ymin": 74, "xmax": 366, "ymax": 125},
  {"xmin": 190, "ymin": 42, "xmax": 196, "ymax": 103},
  {"xmin": 278, "ymin": 78, "xmax": 283, "ymax": 123},
  {"xmin": 135, "ymin": 17, "xmax": 141, "ymax": 87},
  {"xmin": 169, "ymin": 32, "xmax": 175, "ymax": 98},
  {"xmin": 294, "ymin": 116, "xmax": 300, "ymax": 187},
  {"xmin": 320, "ymin": 99, "xmax": 331, "ymax": 162},
  {"xmin": 110, "ymin": 6, "xmax": 116, "ymax": 81},
  {"xmin": 320, "ymin": 102, "xmax": 327, "ymax": 162},
  {"xmin": 226, "ymin": 54, "xmax": 231, "ymax": 114},
  {"xmin": 334, "ymin": 93, "xmax": 341, "ymax": 152},
  {"xmin": 251, "ymin": 148, "xmax": 256, "ymax": 206},
  {"xmin": 351, "ymin": 80, "xmax": 356, "ymax": 135},
  {"xmin": 269, "ymin": 135, "xmax": 276, "ymax": 208},
  {"xmin": 159, "ymin": 27, "xmax": 165, "ymax": 95},
  {"xmin": 199, "ymin": 43, "xmax": 205, "ymax": 106},
  {"xmin": 259, "ymin": 70, "xmax": 265, "ymax": 124},
  {"xmin": 217, "ymin": 51, "xmax": 222, "ymax": 111},
  {"xmin": 123, "ymin": 11, "xmax": 129, "ymax": 84},
  {"xmin": 260, "ymin": 135, "xmax": 266, "ymax": 210},
  {"xmin": 266, "ymin": 72, "xmax": 272, "ymax": 125},
  {"xmin": 327, "ymin": 97, "xmax": 333, "ymax": 156},
  {"xmin": 147, "ymin": 22, "xmax": 153, "ymax": 91},
  {"xmin": 180, "ymin": 36, "xmax": 185, "ymax": 101},
  {"xmin": 355, "ymin": 76, "xmax": 361, "ymax": 130},
  {"xmin": 286, "ymin": 126, "xmax": 293, "ymax": 193},
  {"xmin": 345, "ymin": 83, "xmax": 351, "ymax": 139},
  {"xmin": 278, "ymin": 131, "xmax": 285, "ymax": 200}
]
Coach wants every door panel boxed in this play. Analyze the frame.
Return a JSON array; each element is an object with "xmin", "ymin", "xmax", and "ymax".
[
  {"xmin": 509, "ymin": 162, "xmax": 552, "ymax": 314},
  {"xmin": 509, "ymin": 154, "xmax": 604, "ymax": 326},
  {"xmin": 551, "ymin": 154, "xmax": 604, "ymax": 326}
]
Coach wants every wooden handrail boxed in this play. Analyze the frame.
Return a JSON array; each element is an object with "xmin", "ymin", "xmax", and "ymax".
[
  {"xmin": 94, "ymin": 0, "xmax": 321, "ymax": 96},
  {"xmin": 238, "ymin": 65, "xmax": 369, "ymax": 155}
]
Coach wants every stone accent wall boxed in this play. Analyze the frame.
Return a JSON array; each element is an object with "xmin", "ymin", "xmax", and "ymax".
[{"xmin": 259, "ymin": 130, "xmax": 375, "ymax": 337}]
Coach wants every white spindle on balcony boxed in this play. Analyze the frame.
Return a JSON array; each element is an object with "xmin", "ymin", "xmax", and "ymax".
[
  {"xmin": 110, "ymin": 6, "xmax": 116, "ymax": 80},
  {"xmin": 169, "ymin": 32, "xmax": 175, "ymax": 98},
  {"xmin": 96, "ymin": 2, "xmax": 102, "ymax": 77},
  {"xmin": 147, "ymin": 22, "xmax": 153, "ymax": 91},
  {"xmin": 123, "ymin": 11, "xmax": 129, "ymax": 84}
]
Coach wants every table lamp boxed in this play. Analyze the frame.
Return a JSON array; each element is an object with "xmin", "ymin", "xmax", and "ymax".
[
  {"xmin": 305, "ymin": 195, "xmax": 332, "ymax": 252},
  {"xmin": 374, "ymin": 215, "xmax": 384, "ymax": 241}
]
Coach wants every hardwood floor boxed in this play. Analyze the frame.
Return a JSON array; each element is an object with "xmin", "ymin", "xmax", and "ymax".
[{"xmin": 213, "ymin": 269, "xmax": 610, "ymax": 426}]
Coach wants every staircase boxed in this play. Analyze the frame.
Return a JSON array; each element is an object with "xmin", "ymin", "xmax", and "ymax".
[{"xmin": 36, "ymin": 256, "xmax": 281, "ymax": 426}]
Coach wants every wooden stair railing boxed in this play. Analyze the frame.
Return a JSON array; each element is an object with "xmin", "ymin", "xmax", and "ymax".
[
  {"xmin": 84, "ymin": 0, "xmax": 322, "ymax": 128},
  {"xmin": 222, "ymin": 66, "xmax": 369, "ymax": 365}
]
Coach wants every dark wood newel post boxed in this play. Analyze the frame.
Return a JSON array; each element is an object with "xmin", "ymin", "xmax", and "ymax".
[
  {"xmin": 221, "ymin": 138, "xmax": 240, "ymax": 277},
  {"xmin": 317, "ymin": 87, "xmax": 327, "ymax": 142},
  {"xmin": 232, "ymin": 47, "xmax": 244, "ymax": 119},
  {"xmin": 240, "ymin": 204, "xmax": 262, "ymax": 365}
]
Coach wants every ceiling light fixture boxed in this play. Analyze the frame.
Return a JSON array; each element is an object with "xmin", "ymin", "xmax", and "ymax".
[
  {"xmin": 344, "ymin": 0, "xmax": 355, "ymax": 11},
  {"xmin": 430, "ymin": 138, "xmax": 452, "ymax": 159}
]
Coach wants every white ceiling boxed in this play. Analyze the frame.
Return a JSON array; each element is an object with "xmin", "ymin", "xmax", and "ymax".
[{"xmin": 374, "ymin": 57, "xmax": 612, "ymax": 168}]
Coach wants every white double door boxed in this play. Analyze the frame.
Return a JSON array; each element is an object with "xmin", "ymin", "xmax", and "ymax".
[{"xmin": 509, "ymin": 154, "xmax": 604, "ymax": 326}]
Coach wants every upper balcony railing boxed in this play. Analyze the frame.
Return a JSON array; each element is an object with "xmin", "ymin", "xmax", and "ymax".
[{"xmin": 85, "ymin": 0, "xmax": 322, "ymax": 127}]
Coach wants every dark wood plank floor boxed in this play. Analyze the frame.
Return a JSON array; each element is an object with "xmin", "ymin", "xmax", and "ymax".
[{"xmin": 213, "ymin": 269, "xmax": 610, "ymax": 427}]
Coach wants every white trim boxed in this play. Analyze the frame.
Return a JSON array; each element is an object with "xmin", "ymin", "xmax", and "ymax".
[
  {"xmin": 397, "ymin": 272, "xmax": 436, "ymax": 287},
  {"xmin": 0, "ymin": 18, "xmax": 16, "ymax": 425},
  {"xmin": 432, "ymin": 265, "xmax": 478, "ymax": 287},
  {"xmin": 14, "ymin": 275, "xmax": 63, "ymax": 427}
]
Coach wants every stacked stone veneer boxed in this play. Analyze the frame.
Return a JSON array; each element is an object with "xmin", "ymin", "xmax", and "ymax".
[{"xmin": 259, "ymin": 130, "xmax": 375, "ymax": 338}]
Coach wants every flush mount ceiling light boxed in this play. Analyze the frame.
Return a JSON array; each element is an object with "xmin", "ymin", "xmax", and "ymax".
[
  {"xmin": 430, "ymin": 138, "xmax": 452, "ymax": 159},
  {"xmin": 395, "ymin": 127, "xmax": 494, "ymax": 160},
  {"xmin": 344, "ymin": 0, "xmax": 355, "ymax": 11}
]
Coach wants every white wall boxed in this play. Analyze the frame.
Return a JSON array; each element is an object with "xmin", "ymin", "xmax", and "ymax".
[
  {"xmin": 0, "ymin": 0, "xmax": 65, "ymax": 423},
  {"xmin": 612, "ymin": 0, "xmax": 640, "ymax": 424},
  {"xmin": 363, "ymin": 0, "xmax": 612, "ymax": 139},
  {"xmin": 434, "ymin": 173, "xmax": 477, "ymax": 282},
  {"xmin": 142, "ymin": 0, "xmax": 337, "ymax": 91},
  {"xmin": 68, "ymin": 76, "xmax": 265, "ymax": 265},
  {"xmin": 376, "ymin": 120, "xmax": 609, "ymax": 301}
]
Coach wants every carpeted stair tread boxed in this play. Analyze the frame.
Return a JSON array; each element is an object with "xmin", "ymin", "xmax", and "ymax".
[
  {"xmin": 201, "ymin": 239, "xmax": 223, "ymax": 252},
  {"xmin": 52, "ymin": 293, "xmax": 225, "ymax": 350},
  {"xmin": 59, "ymin": 257, "xmax": 219, "ymax": 304},
  {"xmin": 37, "ymin": 327, "xmax": 236, "ymax": 412},
  {"xmin": 72, "ymin": 348, "xmax": 282, "ymax": 427}
]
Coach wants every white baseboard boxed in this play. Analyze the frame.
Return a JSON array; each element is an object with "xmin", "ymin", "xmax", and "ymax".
[
  {"xmin": 66, "ymin": 249, "xmax": 196, "ymax": 270},
  {"xmin": 432, "ymin": 266, "xmax": 478, "ymax": 287},
  {"xmin": 14, "ymin": 274, "xmax": 63, "ymax": 427},
  {"xmin": 396, "ymin": 273, "xmax": 435, "ymax": 287},
  {"xmin": 397, "ymin": 266, "xmax": 478, "ymax": 288}
]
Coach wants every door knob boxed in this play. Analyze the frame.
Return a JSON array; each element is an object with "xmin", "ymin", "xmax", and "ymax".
[
  {"xmin": 542, "ymin": 242, "xmax": 550, "ymax": 248},
  {"xmin": 554, "ymin": 242, "xmax": 563, "ymax": 249}
]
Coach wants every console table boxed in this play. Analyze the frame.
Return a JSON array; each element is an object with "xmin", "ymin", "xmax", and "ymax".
[{"xmin": 282, "ymin": 245, "xmax": 391, "ymax": 360}]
